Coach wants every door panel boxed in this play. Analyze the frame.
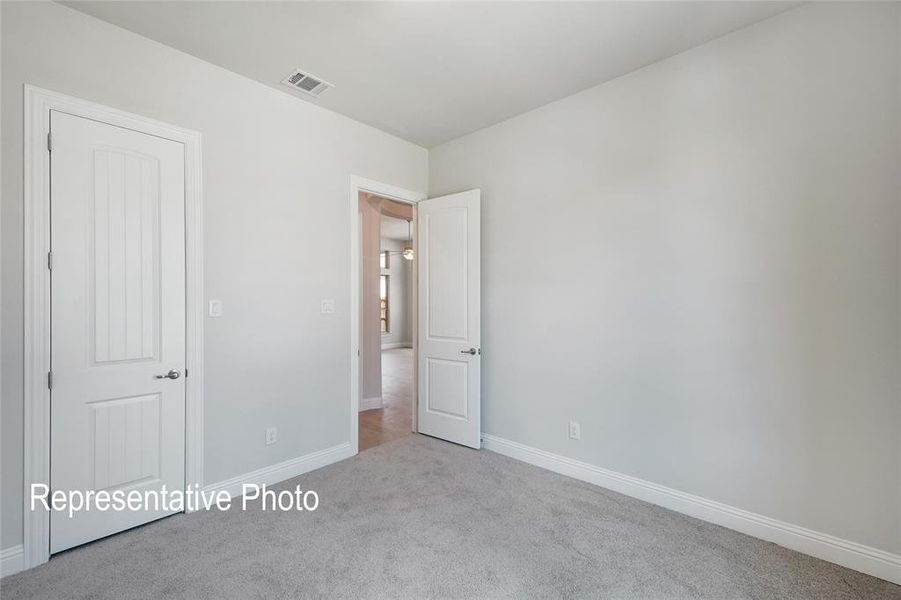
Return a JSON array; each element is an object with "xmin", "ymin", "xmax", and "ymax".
[
  {"xmin": 50, "ymin": 111, "xmax": 186, "ymax": 553},
  {"xmin": 92, "ymin": 148, "xmax": 161, "ymax": 363},
  {"xmin": 426, "ymin": 207, "xmax": 468, "ymax": 340},
  {"xmin": 417, "ymin": 190, "xmax": 481, "ymax": 448}
]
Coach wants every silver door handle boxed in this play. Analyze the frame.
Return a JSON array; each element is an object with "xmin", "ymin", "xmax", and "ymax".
[
  {"xmin": 155, "ymin": 369, "xmax": 181, "ymax": 380},
  {"xmin": 460, "ymin": 348, "xmax": 478, "ymax": 355}
]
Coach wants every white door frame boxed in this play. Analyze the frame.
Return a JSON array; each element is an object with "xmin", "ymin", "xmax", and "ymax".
[
  {"xmin": 349, "ymin": 176, "xmax": 426, "ymax": 454},
  {"xmin": 22, "ymin": 85, "xmax": 204, "ymax": 569}
]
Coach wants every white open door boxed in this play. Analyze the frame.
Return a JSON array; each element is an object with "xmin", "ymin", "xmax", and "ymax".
[
  {"xmin": 50, "ymin": 111, "xmax": 186, "ymax": 552},
  {"xmin": 417, "ymin": 189, "xmax": 481, "ymax": 449}
]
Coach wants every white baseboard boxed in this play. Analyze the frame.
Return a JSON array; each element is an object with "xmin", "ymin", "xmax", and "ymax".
[
  {"xmin": 381, "ymin": 342, "xmax": 412, "ymax": 350},
  {"xmin": 203, "ymin": 442, "xmax": 354, "ymax": 501},
  {"xmin": 1, "ymin": 545, "xmax": 25, "ymax": 578},
  {"xmin": 481, "ymin": 434, "xmax": 901, "ymax": 585},
  {"xmin": 359, "ymin": 396, "xmax": 382, "ymax": 411}
]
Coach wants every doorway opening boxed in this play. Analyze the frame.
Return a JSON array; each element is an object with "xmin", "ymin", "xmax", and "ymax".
[{"xmin": 358, "ymin": 192, "xmax": 417, "ymax": 451}]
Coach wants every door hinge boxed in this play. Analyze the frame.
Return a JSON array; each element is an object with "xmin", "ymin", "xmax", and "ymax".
[
  {"xmin": 47, "ymin": 132, "xmax": 52, "ymax": 153},
  {"xmin": 47, "ymin": 371, "xmax": 52, "ymax": 390},
  {"xmin": 47, "ymin": 251, "xmax": 52, "ymax": 270}
]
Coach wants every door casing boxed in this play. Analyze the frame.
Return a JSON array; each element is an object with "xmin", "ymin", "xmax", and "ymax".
[
  {"xmin": 23, "ymin": 85, "xmax": 204, "ymax": 570},
  {"xmin": 349, "ymin": 177, "xmax": 426, "ymax": 454}
]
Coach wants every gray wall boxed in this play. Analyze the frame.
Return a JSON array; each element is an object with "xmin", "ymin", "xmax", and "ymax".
[
  {"xmin": 430, "ymin": 2, "xmax": 900, "ymax": 554},
  {"xmin": 1, "ymin": 1, "xmax": 427, "ymax": 550}
]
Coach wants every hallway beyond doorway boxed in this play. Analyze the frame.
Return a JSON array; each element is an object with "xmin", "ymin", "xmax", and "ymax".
[{"xmin": 359, "ymin": 348, "xmax": 413, "ymax": 451}]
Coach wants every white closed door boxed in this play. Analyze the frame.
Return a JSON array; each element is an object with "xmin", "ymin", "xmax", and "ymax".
[
  {"xmin": 417, "ymin": 189, "xmax": 481, "ymax": 449},
  {"xmin": 50, "ymin": 111, "xmax": 186, "ymax": 553}
]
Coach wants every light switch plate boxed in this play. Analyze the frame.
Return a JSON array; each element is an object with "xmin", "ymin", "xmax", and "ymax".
[
  {"xmin": 569, "ymin": 421, "xmax": 581, "ymax": 440},
  {"xmin": 320, "ymin": 299, "xmax": 335, "ymax": 314},
  {"xmin": 208, "ymin": 300, "xmax": 223, "ymax": 318}
]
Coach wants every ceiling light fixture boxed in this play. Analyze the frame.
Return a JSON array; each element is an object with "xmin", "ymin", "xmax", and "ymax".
[{"xmin": 403, "ymin": 219, "xmax": 414, "ymax": 260}]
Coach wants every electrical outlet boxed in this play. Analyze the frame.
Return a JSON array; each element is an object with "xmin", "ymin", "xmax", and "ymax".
[
  {"xmin": 320, "ymin": 299, "xmax": 335, "ymax": 314},
  {"xmin": 569, "ymin": 421, "xmax": 581, "ymax": 440},
  {"xmin": 265, "ymin": 427, "xmax": 278, "ymax": 446}
]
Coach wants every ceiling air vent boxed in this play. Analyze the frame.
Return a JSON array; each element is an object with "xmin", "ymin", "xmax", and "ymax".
[{"xmin": 281, "ymin": 68, "xmax": 333, "ymax": 97}]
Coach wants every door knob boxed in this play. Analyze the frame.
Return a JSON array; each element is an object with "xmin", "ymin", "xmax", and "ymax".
[
  {"xmin": 155, "ymin": 369, "xmax": 181, "ymax": 380},
  {"xmin": 460, "ymin": 348, "xmax": 478, "ymax": 355}
]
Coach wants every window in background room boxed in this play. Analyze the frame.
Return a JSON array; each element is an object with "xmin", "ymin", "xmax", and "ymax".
[{"xmin": 380, "ymin": 274, "xmax": 389, "ymax": 333}]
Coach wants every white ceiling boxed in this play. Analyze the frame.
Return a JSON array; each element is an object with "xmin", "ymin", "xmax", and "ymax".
[
  {"xmin": 381, "ymin": 214, "xmax": 412, "ymax": 243},
  {"xmin": 63, "ymin": 1, "xmax": 798, "ymax": 148}
]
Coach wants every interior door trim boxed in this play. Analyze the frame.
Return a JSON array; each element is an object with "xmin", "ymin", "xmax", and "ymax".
[{"xmin": 22, "ymin": 85, "xmax": 204, "ymax": 570}]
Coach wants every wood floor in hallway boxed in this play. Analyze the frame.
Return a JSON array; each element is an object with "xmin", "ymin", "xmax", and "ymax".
[{"xmin": 359, "ymin": 347, "xmax": 413, "ymax": 451}]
